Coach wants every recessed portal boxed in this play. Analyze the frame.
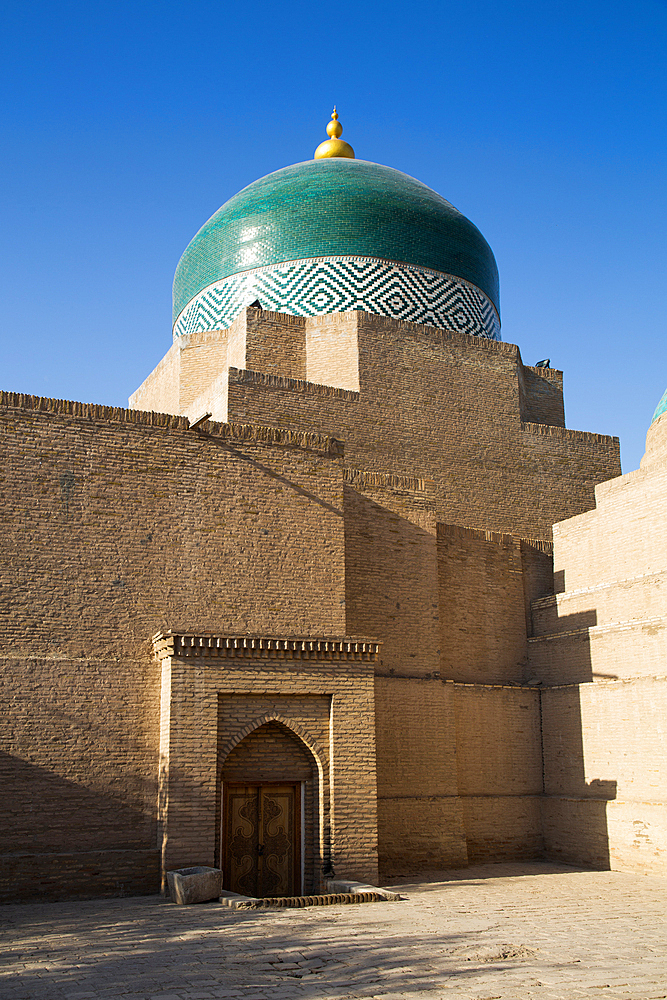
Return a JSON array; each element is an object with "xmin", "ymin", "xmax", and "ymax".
[{"xmin": 220, "ymin": 720, "xmax": 319, "ymax": 895}]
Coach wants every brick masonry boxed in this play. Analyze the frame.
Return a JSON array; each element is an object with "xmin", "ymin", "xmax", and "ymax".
[
  {"xmin": 0, "ymin": 398, "xmax": 353, "ymax": 900},
  {"xmin": 155, "ymin": 633, "xmax": 379, "ymax": 893},
  {"xmin": 6, "ymin": 303, "xmax": 660, "ymax": 902},
  {"xmin": 529, "ymin": 416, "xmax": 667, "ymax": 874},
  {"xmin": 132, "ymin": 308, "xmax": 620, "ymax": 539}
]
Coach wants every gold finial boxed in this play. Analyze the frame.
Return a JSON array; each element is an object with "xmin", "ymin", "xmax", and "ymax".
[
  {"xmin": 314, "ymin": 107, "xmax": 355, "ymax": 159},
  {"xmin": 327, "ymin": 107, "xmax": 343, "ymax": 138}
]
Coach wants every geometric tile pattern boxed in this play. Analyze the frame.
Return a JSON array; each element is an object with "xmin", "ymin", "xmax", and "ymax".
[{"xmin": 173, "ymin": 256, "xmax": 501, "ymax": 341}]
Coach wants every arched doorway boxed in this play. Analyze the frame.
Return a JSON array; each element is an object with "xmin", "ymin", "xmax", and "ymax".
[{"xmin": 220, "ymin": 721, "xmax": 319, "ymax": 897}]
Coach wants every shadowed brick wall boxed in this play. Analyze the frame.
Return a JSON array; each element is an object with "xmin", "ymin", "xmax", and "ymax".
[
  {"xmin": 374, "ymin": 677, "xmax": 467, "ymax": 876},
  {"xmin": 343, "ymin": 474, "xmax": 439, "ymax": 678},
  {"xmin": 0, "ymin": 655, "xmax": 161, "ymax": 901},
  {"xmin": 454, "ymin": 685, "xmax": 543, "ymax": 862},
  {"xmin": 438, "ymin": 525, "xmax": 528, "ymax": 684}
]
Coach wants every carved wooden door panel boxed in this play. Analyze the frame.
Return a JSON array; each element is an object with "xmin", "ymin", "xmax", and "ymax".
[{"xmin": 223, "ymin": 783, "xmax": 300, "ymax": 897}]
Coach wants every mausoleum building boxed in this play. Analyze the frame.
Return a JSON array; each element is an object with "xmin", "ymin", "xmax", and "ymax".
[{"xmin": 1, "ymin": 113, "xmax": 664, "ymax": 902}]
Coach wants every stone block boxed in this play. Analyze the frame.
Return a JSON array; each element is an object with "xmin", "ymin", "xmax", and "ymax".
[{"xmin": 167, "ymin": 866, "xmax": 223, "ymax": 905}]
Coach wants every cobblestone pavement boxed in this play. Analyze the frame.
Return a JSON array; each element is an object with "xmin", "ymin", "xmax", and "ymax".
[{"xmin": 1, "ymin": 863, "xmax": 666, "ymax": 1000}]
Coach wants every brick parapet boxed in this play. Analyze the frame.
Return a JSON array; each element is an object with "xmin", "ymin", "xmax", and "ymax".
[
  {"xmin": 228, "ymin": 367, "xmax": 360, "ymax": 402},
  {"xmin": 354, "ymin": 310, "xmax": 520, "ymax": 358},
  {"xmin": 0, "ymin": 389, "xmax": 344, "ymax": 458},
  {"xmin": 0, "ymin": 389, "xmax": 190, "ymax": 428},
  {"xmin": 521, "ymin": 420, "xmax": 619, "ymax": 449}
]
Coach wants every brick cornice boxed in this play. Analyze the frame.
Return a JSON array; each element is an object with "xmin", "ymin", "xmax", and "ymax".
[{"xmin": 153, "ymin": 631, "xmax": 381, "ymax": 662}]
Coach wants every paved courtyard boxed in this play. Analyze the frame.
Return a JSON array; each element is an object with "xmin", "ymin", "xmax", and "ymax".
[{"xmin": 1, "ymin": 863, "xmax": 666, "ymax": 1000}]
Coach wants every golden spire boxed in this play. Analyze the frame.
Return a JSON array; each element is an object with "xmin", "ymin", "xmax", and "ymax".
[{"xmin": 314, "ymin": 107, "xmax": 355, "ymax": 159}]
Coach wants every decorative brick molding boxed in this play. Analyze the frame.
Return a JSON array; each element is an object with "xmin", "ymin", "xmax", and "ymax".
[
  {"xmin": 0, "ymin": 390, "xmax": 189, "ymax": 428},
  {"xmin": 521, "ymin": 420, "xmax": 619, "ymax": 447},
  {"xmin": 343, "ymin": 468, "xmax": 428, "ymax": 492},
  {"xmin": 153, "ymin": 632, "xmax": 381, "ymax": 662},
  {"xmin": 192, "ymin": 419, "xmax": 344, "ymax": 456}
]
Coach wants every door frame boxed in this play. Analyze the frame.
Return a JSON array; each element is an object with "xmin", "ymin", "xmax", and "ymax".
[{"xmin": 221, "ymin": 781, "xmax": 303, "ymax": 897}]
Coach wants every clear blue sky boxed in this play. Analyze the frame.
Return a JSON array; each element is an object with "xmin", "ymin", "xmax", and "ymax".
[{"xmin": 1, "ymin": 0, "xmax": 665, "ymax": 472}]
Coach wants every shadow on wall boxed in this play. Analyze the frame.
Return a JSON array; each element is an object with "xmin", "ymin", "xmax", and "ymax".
[
  {"xmin": 0, "ymin": 752, "xmax": 159, "ymax": 902},
  {"xmin": 534, "ymin": 603, "xmax": 618, "ymax": 870},
  {"xmin": 343, "ymin": 487, "xmax": 438, "ymax": 676}
]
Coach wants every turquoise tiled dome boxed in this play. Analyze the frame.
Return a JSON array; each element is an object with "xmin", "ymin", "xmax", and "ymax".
[
  {"xmin": 651, "ymin": 387, "xmax": 667, "ymax": 425},
  {"xmin": 173, "ymin": 158, "xmax": 500, "ymax": 339}
]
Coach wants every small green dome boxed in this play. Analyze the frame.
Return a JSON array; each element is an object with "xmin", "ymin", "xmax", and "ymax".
[
  {"xmin": 173, "ymin": 158, "xmax": 499, "ymax": 327},
  {"xmin": 651, "ymin": 387, "xmax": 667, "ymax": 425}
]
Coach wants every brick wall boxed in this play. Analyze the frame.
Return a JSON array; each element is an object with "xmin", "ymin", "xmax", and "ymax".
[
  {"xmin": 131, "ymin": 308, "xmax": 622, "ymax": 542},
  {"xmin": 0, "ymin": 654, "xmax": 160, "ymax": 901},
  {"xmin": 373, "ymin": 676, "xmax": 545, "ymax": 872},
  {"xmin": 225, "ymin": 311, "xmax": 620, "ymax": 540},
  {"xmin": 438, "ymin": 525, "xmax": 528, "ymax": 684},
  {"xmin": 343, "ymin": 475, "xmax": 440, "ymax": 678},
  {"xmin": 245, "ymin": 310, "xmax": 307, "ymax": 379},
  {"xmin": 541, "ymin": 677, "xmax": 667, "ymax": 874},
  {"xmin": 534, "ymin": 417, "xmax": 667, "ymax": 873},
  {"xmin": 0, "ymin": 394, "xmax": 347, "ymax": 659},
  {"xmin": 0, "ymin": 394, "xmax": 351, "ymax": 900},
  {"xmin": 130, "ymin": 309, "xmax": 311, "ymax": 422},
  {"xmin": 306, "ymin": 312, "xmax": 360, "ymax": 391},
  {"xmin": 351, "ymin": 479, "xmax": 552, "ymax": 873},
  {"xmin": 454, "ymin": 684, "xmax": 543, "ymax": 862},
  {"xmin": 518, "ymin": 364, "xmax": 564, "ymax": 427},
  {"xmin": 374, "ymin": 677, "xmax": 467, "ymax": 875},
  {"xmin": 2, "ymin": 302, "xmax": 637, "ymax": 897}
]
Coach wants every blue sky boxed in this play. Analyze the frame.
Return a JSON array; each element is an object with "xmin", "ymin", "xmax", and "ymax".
[{"xmin": 1, "ymin": 0, "xmax": 665, "ymax": 472}]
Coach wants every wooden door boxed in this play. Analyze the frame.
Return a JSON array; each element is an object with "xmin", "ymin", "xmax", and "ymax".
[{"xmin": 223, "ymin": 783, "xmax": 300, "ymax": 897}]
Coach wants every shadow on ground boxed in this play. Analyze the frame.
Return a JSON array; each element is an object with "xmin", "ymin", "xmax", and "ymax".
[{"xmin": 0, "ymin": 869, "xmax": 588, "ymax": 1000}]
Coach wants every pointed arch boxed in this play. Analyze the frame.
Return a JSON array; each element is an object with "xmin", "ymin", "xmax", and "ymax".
[
  {"xmin": 218, "ymin": 713, "xmax": 329, "ymax": 895},
  {"xmin": 218, "ymin": 713, "xmax": 326, "ymax": 781}
]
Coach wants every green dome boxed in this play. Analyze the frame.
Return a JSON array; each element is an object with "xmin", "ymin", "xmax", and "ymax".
[
  {"xmin": 651, "ymin": 387, "xmax": 667, "ymax": 425},
  {"xmin": 173, "ymin": 158, "xmax": 500, "ymax": 326}
]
